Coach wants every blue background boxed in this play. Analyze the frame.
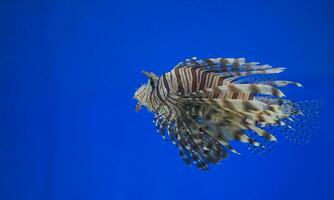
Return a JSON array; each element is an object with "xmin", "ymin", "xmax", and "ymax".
[{"xmin": 1, "ymin": 0, "xmax": 334, "ymax": 199}]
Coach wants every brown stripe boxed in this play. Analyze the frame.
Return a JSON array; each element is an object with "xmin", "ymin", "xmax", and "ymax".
[
  {"xmin": 183, "ymin": 68, "xmax": 190, "ymax": 94},
  {"xmin": 191, "ymin": 68, "xmax": 198, "ymax": 92},
  {"xmin": 232, "ymin": 132, "xmax": 243, "ymax": 141},
  {"xmin": 174, "ymin": 68, "xmax": 185, "ymax": 95},
  {"xmin": 257, "ymin": 114, "xmax": 265, "ymax": 122},
  {"xmin": 272, "ymin": 87, "xmax": 280, "ymax": 97},
  {"xmin": 155, "ymin": 78, "xmax": 164, "ymax": 102},
  {"xmin": 217, "ymin": 77, "xmax": 224, "ymax": 86},
  {"xmin": 162, "ymin": 74, "xmax": 170, "ymax": 93},
  {"xmin": 207, "ymin": 73, "xmax": 215, "ymax": 89},
  {"xmin": 262, "ymin": 131, "xmax": 274, "ymax": 140},
  {"xmin": 199, "ymin": 71, "xmax": 208, "ymax": 90},
  {"xmin": 224, "ymin": 100, "xmax": 235, "ymax": 110},
  {"xmin": 204, "ymin": 59, "xmax": 215, "ymax": 67},
  {"xmin": 232, "ymin": 92, "xmax": 239, "ymax": 99},
  {"xmin": 228, "ymin": 84, "xmax": 242, "ymax": 93},
  {"xmin": 219, "ymin": 58, "xmax": 229, "ymax": 72},
  {"xmin": 249, "ymin": 84, "xmax": 260, "ymax": 93},
  {"xmin": 243, "ymin": 101, "xmax": 257, "ymax": 111}
]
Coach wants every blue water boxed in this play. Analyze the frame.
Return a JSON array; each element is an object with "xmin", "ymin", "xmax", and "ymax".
[{"xmin": 1, "ymin": 0, "xmax": 334, "ymax": 199}]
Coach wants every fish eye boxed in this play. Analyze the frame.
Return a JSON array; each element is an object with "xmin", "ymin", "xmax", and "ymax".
[{"xmin": 149, "ymin": 78, "xmax": 155, "ymax": 89}]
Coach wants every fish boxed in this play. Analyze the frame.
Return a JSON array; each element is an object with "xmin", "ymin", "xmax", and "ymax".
[{"xmin": 133, "ymin": 57, "xmax": 320, "ymax": 170}]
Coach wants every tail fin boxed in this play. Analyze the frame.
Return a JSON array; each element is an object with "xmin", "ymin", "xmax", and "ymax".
[
  {"xmin": 279, "ymin": 100, "xmax": 322, "ymax": 144},
  {"xmin": 245, "ymin": 99, "xmax": 321, "ymax": 154}
]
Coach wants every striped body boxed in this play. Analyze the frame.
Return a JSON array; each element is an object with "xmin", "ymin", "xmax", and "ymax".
[{"xmin": 134, "ymin": 57, "xmax": 317, "ymax": 170}]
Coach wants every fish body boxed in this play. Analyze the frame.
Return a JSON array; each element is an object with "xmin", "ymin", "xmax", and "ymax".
[{"xmin": 134, "ymin": 57, "xmax": 320, "ymax": 170}]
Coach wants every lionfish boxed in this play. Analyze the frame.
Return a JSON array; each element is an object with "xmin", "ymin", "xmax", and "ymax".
[{"xmin": 133, "ymin": 57, "xmax": 320, "ymax": 170}]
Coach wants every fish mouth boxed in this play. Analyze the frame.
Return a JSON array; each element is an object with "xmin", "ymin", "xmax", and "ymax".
[
  {"xmin": 135, "ymin": 102, "xmax": 142, "ymax": 112},
  {"xmin": 133, "ymin": 94, "xmax": 142, "ymax": 112}
]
